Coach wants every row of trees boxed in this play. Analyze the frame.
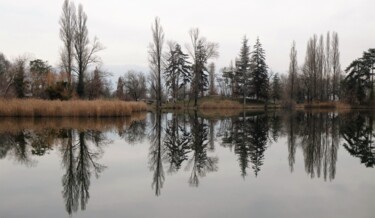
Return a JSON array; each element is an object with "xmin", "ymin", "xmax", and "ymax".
[
  {"xmin": 4, "ymin": 0, "xmax": 372, "ymax": 106},
  {"xmin": 59, "ymin": 0, "xmax": 104, "ymax": 98},
  {"xmin": 287, "ymin": 32, "xmax": 341, "ymax": 103},
  {"xmin": 0, "ymin": 53, "xmax": 111, "ymax": 100},
  {"xmin": 146, "ymin": 18, "xmax": 219, "ymax": 108},
  {"xmin": 219, "ymin": 37, "xmax": 270, "ymax": 104},
  {"xmin": 0, "ymin": 0, "xmax": 110, "ymax": 100}
]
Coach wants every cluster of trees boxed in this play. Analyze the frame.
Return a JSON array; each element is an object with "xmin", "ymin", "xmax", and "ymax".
[
  {"xmin": 285, "ymin": 32, "xmax": 342, "ymax": 104},
  {"xmin": 0, "ymin": 53, "xmax": 111, "ymax": 100},
  {"xmin": 142, "ymin": 18, "xmax": 219, "ymax": 109},
  {"xmin": 0, "ymin": 0, "xmax": 110, "ymax": 100},
  {"xmin": 59, "ymin": 0, "xmax": 105, "ymax": 98},
  {"xmin": 342, "ymin": 49, "xmax": 375, "ymax": 104},
  {"xmin": 0, "ymin": 55, "xmax": 57, "ymax": 99},
  {"xmin": 219, "ymin": 37, "xmax": 270, "ymax": 104}
]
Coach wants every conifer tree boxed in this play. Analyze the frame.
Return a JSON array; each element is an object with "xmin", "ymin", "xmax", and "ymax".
[
  {"xmin": 249, "ymin": 37, "xmax": 269, "ymax": 101},
  {"xmin": 235, "ymin": 36, "xmax": 251, "ymax": 105}
]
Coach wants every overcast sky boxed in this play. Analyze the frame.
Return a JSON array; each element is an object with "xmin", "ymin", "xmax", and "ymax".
[{"xmin": 1, "ymin": 0, "xmax": 374, "ymax": 79}]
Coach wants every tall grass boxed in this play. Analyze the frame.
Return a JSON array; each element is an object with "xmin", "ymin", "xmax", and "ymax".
[{"xmin": 0, "ymin": 99, "xmax": 147, "ymax": 117}]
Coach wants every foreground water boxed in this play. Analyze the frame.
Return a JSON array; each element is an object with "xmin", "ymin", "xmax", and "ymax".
[{"xmin": 0, "ymin": 111, "xmax": 375, "ymax": 218}]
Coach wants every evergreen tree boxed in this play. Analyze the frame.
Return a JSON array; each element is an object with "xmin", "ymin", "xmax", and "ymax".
[
  {"xmin": 164, "ymin": 44, "xmax": 191, "ymax": 103},
  {"xmin": 235, "ymin": 36, "xmax": 251, "ymax": 105},
  {"xmin": 249, "ymin": 37, "xmax": 269, "ymax": 101},
  {"xmin": 344, "ymin": 49, "xmax": 375, "ymax": 104}
]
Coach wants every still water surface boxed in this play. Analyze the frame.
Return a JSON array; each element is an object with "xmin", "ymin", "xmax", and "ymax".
[{"xmin": 0, "ymin": 111, "xmax": 374, "ymax": 218}]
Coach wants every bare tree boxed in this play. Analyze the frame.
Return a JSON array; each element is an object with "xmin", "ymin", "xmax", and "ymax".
[
  {"xmin": 0, "ymin": 53, "xmax": 13, "ymax": 97},
  {"xmin": 187, "ymin": 28, "xmax": 219, "ymax": 107},
  {"xmin": 123, "ymin": 71, "xmax": 147, "ymax": 101},
  {"xmin": 288, "ymin": 41, "xmax": 298, "ymax": 101},
  {"xmin": 317, "ymin": 35, "xmax": 325, "ymax": 101},
  {"xmin": 331, "ymin": 32, "xmax": 341, "ymax": 100},
  {"xmin": 303, "ymin": 35, "xmax": 318, "ymax": 102},
  {"xmin": 148, "ymin": 17, "xmax": 164, "ymax": 109},
  {"xmin": 59, "ymin": 0, "xmax": 76, "ymax": 87},
  {"xmin": 86, "ymin": 67, "xmax": 111, "ymax": 99},
  {"xmin": 12, "ymin": 57, "xmax": 29, "ymax": 98},
  {"xmin": 324, "ymin": 32, "xmax": 331, "ymax": 101},
  {"xmin": 73, "ymin": 4, "xmax": 104, "ymax": 98}
]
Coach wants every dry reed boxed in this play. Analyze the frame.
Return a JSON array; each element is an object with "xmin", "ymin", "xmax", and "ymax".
[{"xmin": 0, "ymin": 99, "xmax": 147, "ymax": 117}]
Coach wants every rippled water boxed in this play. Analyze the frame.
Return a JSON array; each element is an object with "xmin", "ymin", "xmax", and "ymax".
[{"xmin": 1, "ymin": 111, "xmax": 375, "ymax": 218}]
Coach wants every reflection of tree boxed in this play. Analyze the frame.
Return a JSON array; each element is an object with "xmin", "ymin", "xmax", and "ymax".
[
  {"xmin": 148, "ymin": 111, "xmax": 165, "ymax": 196},
  {"xmin": 270, "ymin": 112, "xmax": 282, "ymax": 142},
  {"xmin": 60, "ymin": 129, "xmax": 106, "ymax": 215},
  {"xmin": 30, "ymin": 130, "xmax": 55, "ymax": 156},
  {"xmin": 163, "ymin": 114, "xmax": 191, "ymax": 173},
  {"xmin": 61, "ymin": 129, "xmax": 78, "ymax": 214},
  {"xmin": 119, "ymin": 120, "xmax": 147, "ymax": 144},
  {"xmin": 299, "ymin": 112, "xmax": 339, "ymax": 181},
  {"xmin": 286, "ymin": 112, "xmax": 298, "ymax": 172},
  {"xmin": 221, "ymin": 112, "xmax": 269, "ymax": 177},
  {"xmin": 248, "ymin": 114, "xmax": 268, "ymax": 177},
  {"xmin": 0, "ymin": 131, "xmax": 35, "ymax": 166},
  {"xmin": 341, "ymin": 113, "xmax": 375, "ymax": 167},
  {"xmin": 186, "ymin": 111, "xmax": 218, "ymax": 187}
]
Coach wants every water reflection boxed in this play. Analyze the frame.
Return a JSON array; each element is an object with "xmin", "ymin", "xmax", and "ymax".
[
  {"xmin": 61, "ymin": 130, "xmax": 108, "ymax": 214},
  {"xmin": 221, "ymin": 112, "xmax": 269, "ymax": 177},
  {"xmin": 1, "ymin": 111, "xmax": 375, "ymax": 215},
  {"xmin": 341, "ymin": 113, "xmax": 375, "ymax": 167},
  {"xmin": 0, "ymin": 116, "xmax": 144, "ymax": 215}
]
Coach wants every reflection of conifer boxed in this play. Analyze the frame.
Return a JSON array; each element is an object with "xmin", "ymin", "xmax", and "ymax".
[
  {"xmin": 233, "ymin": 112, "xmax": 250, "ymax": 178},
  {"xmin": 164, "ymin": 114, "xmax": 191, "ymax": 172},
  {"xmin": 341, "ymin": 113, "xmax": 375, "ymax": 167},
  {"xmin": 187, "ymin": 111, "xmax": 218, "ymax": 187},
  {"xmin": 248, "ymin": 115, "xmax": 268, "ymax": 177}
]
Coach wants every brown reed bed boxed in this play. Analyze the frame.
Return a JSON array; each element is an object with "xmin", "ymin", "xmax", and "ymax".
[{"xmin": 0, "ymin": 99, "xmax": 147, "ymax": 117}]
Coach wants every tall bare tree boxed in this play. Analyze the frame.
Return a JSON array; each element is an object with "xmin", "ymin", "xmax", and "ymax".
[
  {"xmin": 0, "ymin": 53, "xmax": 13, "ymax": 97},
  {"xmin": 123, "ymin": 71, "xmax": 147, "ymax": 101},
  {"xmin": 187, "ymin": 28, "xmax": 218, "ymax": 107},
  {"xmin": 331, "ymin": 32, "xmax": 341, "ymax": 100},
  {"xmin": 148, "ymin": 17, "xmax": 165, "ymax": 110},
  {"xmin": 317, "ymin": 35, "xmax": 325, "ymax": 101},
  {"xmin": 303, "ymin": 35, "xmax": 318, "ymax": 102},
  {"xmin": 324, "ymin": 32, "xmax": 331, "ymax": 101},
  {"xmin": 59, "ymin": 0, "xmax": 76, "ymax": 87},
  {"xmin": 288, "ymin": 41, "xmax": 298, "ymax": 101},
  {"xmin": 73, "ymin": 4, "xmax": 104, "ymax": 98}
]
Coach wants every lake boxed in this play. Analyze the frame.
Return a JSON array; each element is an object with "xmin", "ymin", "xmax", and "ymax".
[{"xmin": 1, "ymin": 110, "xmax": 375, "ymax": 218}]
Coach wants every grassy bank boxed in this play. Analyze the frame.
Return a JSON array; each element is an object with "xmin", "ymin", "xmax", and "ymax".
[{"xmin": 0, "ymin": 99, "xmax": 147, "ymax": 117}]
